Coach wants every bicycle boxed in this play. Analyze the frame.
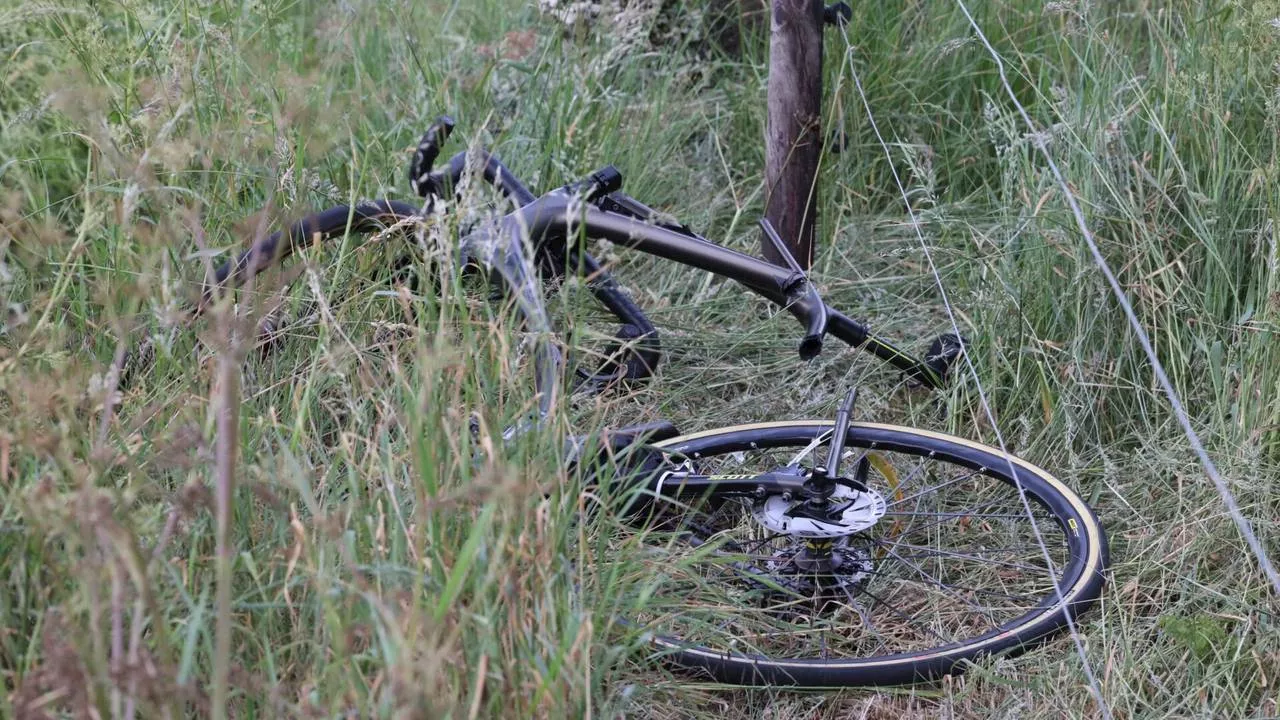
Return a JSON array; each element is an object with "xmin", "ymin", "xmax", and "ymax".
[
  {"xmin": 200, "ymin": 117, "xmax": 1108, "ymax": 687},
  {"xmin": 208, "ymin": 117, "xmax": 957, "ymax": 407}
]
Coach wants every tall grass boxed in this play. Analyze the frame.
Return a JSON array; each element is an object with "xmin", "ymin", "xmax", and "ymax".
[{"xmin": 1, "ymin": 0, "xmax": 1277, "ymax": 717}]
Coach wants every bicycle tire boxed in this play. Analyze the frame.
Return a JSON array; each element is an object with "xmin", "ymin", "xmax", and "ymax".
[
  {"xmin": 205, "ymin": 200, "xmax": 422, "ymax": 303},
  {"xmin": 620, "ymin": 420, "xmax": 1107, "ymax": 687}
]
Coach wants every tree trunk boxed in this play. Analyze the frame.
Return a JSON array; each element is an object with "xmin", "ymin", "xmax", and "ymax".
[{"xmin": 763, "ymin": 0, "xmax": 823, "ymax": 269}]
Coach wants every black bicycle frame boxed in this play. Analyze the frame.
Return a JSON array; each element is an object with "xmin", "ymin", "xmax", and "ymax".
[
  {"xmin": 494, "ymin": 191, "xmax": 945, "ymax": 389},
  {"xmin": 198, "ymin": 141, "xmax": 947, "ymax": 436},
  {"xmin": 410, "ymin": 131, "xmax": 949, "ymax": 389}
]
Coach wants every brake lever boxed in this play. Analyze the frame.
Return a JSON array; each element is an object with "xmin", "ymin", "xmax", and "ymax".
[{"xmin": 410, "ymin": 115, "xmax": 456, "ymax": 199}]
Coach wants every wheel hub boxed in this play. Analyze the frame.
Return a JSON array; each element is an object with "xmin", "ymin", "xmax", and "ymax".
[{"xmin": 764, "ymin": 541, "xmax": 875, "ymax": 597}]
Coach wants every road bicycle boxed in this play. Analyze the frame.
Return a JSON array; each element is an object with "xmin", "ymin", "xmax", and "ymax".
[
  {"xmin": 208, "ymin": 117, "xmax": 958, "ymax": 410},
  {"xmin": 202, "ymin": 117, "xmax": 1108, "ymax": 687}
]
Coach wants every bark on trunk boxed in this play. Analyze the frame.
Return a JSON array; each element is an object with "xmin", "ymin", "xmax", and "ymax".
[{"xmin": 763, "ymin": 0, "xmax": 823, "ymax": 269}]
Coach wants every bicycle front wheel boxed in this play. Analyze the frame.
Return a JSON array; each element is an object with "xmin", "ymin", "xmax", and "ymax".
[{"xmin": 618, "ymin": 421, "xmax": 1107, "ymax": 687}]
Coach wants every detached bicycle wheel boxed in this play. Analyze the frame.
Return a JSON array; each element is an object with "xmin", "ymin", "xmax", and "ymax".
[{"xmin": 619, "ymin": 421, "xmax": 1107, "ymax": 687}]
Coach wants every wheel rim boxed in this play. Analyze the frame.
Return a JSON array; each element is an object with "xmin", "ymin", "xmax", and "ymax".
[{"xmin": 613, "ymin": 422, "xmax": 1103, "ymax": 681}]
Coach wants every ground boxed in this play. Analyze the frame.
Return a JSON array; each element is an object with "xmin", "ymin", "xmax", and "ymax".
[{"xmin": 1, "ymin": 0, "xmax": 1278, "ymax": 718}]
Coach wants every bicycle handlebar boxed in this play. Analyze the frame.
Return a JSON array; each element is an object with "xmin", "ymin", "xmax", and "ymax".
[
  {"xmin": 428, "ymin": 149, "xmax": 538, "ymax": 206},
  {"xmin": 411, "ymin": 117, "xmax": 538, "ymax": 207},
  {"xmin": 202, "ymin": 199, "xmax": 421, "ymax": 307}
]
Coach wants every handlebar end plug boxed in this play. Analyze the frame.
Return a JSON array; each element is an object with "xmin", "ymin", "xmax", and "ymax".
[
  {"xmin": 425, "ymin": 115, "xmax": 456, "ymax": 146},
  {"xmin": 798, "ymin": 334, "xmax": 824, "ymax": 361}
]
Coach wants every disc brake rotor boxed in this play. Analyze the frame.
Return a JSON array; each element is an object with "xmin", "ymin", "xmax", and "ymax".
[{"xmin": 752, "ymin": 483, "xmax": 887, "ymax": 538}]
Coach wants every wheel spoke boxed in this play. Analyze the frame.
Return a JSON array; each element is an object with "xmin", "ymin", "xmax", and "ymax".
[
  {"xmin": 887, "ymin": 456, "xmax": 930, "ymax": 493},
  {"xmin": 849, "ymin": 582, "xmax": 953, "ymax": 645},
  {"xmin": 883, "ymin": 540, "xmax": 1055, "ymax": 573},
  {"xmin": 786, "ymin": 429, "xmax": 834, "ymax": 467},
  {"xmin": 881, "ymin": 511, "xmax": 1035, "ymax": 520},
  {"xmin": 740, "ymin": 532, "xmax": 788, "ymax": 554},
  {"xmin": 878, "ymin": 496, "xmax": 1036, "ymax": 539},
  {"xmin": 837, "ymin": 582, "xmax": 891, "ymax": 655},
  {"xmin": 858, "ymin": 566, "xmax": 1049, "ymax": 605},
  {"xmin": 887, "ymin": 468, "xmax": 983, "ymax": 508},
  {"xmin": 871, "ymin": 541, "xmax": 999, "ymax": 627}
]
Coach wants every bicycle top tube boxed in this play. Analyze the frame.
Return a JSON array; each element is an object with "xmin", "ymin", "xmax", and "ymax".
[
  {"xmin": 576, "ymin": 189, "xmax": 947, "ymax": 388},
  {"xmin": 501, "ymin": 194, "xmax": 832, "ymax": 358},
  {"xmin": 466, "ymin": 181, "xmax": 944, "ymax": 389},
  {"xmin": 422, "ymin": 144, "xmax": 835, "ymax": 367}
]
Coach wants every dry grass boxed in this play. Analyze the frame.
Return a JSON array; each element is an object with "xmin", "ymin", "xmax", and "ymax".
[{"xmin": 1, "ymin": 0, "xmax": 1278, "ymax": 717}]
